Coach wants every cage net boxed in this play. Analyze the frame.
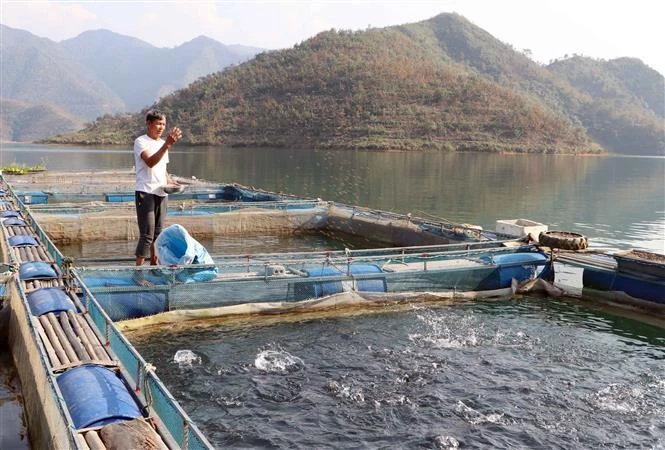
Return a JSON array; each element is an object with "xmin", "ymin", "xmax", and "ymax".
[{"xmin": 74, "ymin": 244, "xmax": 537, "ymax": 324}]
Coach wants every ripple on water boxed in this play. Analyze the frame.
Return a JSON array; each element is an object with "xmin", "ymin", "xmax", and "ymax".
[{"xmin": 131, "ymin": 299, "xmax": 665, "ymax": 449}]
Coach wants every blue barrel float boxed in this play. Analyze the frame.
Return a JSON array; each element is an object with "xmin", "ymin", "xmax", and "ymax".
[
  {"xmin": 82, "ymin": 271, "xmax": 169, "ymax": 321},
  {"xmin": 293, "ymin": 264, "xmax": 387, "ymax": 300},
  {"xmin": 3, "ymin": 217, "xmax": 26, "ymax": 227},
  {"xmin": 57, "ymin": 365, "xmax": 142, "ymax": 429},
  {"xmin": 478, "ymin": 251, "xmax": 549, "ymax": 289},
  {"xmin": 19, "ymin": 261, "xmax": 58, "ymax": 281},
  {"xmin": 9, "ymin": 235, "xmax": 39, "ymax": 247},
  {"xmin": 0, "ymin": 210, "xmax": 20, "ymax": 218},
  {"xmin": 26, "ymin": 288, "xmax": 76, "ymax": 316}
]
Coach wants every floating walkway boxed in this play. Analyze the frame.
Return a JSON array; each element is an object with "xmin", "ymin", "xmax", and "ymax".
[{"xmin": 0, "ymin": 176, "xmax": 212, "ymax": 449}]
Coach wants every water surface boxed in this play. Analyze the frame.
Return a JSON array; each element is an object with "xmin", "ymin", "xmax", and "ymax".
[
  {"xmin": 130, "ymin": 299, "xmax": 665, "ymax": 449},
  {"xmin": 2, "ymin": 143, "xmax": 663, "ymax": 252},
  {"xmin": 2, "ymin": 143, "xmax": 664, "ymax": 449}
]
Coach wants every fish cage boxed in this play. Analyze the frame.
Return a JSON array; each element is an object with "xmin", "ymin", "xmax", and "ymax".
[{"xmin": 74, "ymin": 243, "xmax": 550, "ymax": 322}]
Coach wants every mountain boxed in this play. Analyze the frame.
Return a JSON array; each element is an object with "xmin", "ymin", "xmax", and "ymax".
[
  {"xmin": 0, "ymin": 25, "xmax": 262, "ymax": 141},
  {"xmin": 60, "ymin": 31, "xmax": 258, "ymax": 111},
  {"xmin": 548, "ymin": 56, "xmax": 664, "ymax": 153},
  {"xmin": 399, "ymin": 14, "xmax": 664, "ymax": 154},
  {"xmin": 0, "ymin": 98, "xmax": 84, "ymax": 142},
  {"xmin": 0, "ymin": 25, "xmax": 125, "ymax": 120},
  {"xmin": 30, "ymin": 14, "xmax": 665, "ymax": 154},
  {"xmin": 45, "ymin": 14, "xmax": 605, "ymax": 153}
]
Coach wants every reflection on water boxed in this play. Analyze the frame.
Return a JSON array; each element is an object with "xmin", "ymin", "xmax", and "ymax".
[
  {"xmin": 0, "ymin": 351, "xmax": 29, "ymax": 449},
  {"xmin": 3, "ymin": 143, "xmax": 663, "ymax": 252}
]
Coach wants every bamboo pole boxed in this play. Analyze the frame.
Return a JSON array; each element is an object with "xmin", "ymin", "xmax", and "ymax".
[
  {"xmin": 38, "ymin": 315, "xmax": 70, "ymax": 365},
  {"xmin": 37, "ymin": 246, "xmax": 50, "ymax": 261},
  {"xmin": 26, "ymin": 246, "xmax": 38, "ymax": 261},
  {"xmin": 60, "ymin": 312, "xmax": 91, "ymax": 362},
  {"xmin": 76, "ymin": 315, "xmax": 110, "ymax": 360},
  {"xmin": 34, "ymin": 318, "xmax": 62, "ymax": 367},
  {"xmin": 30, "ymin": 246, "xmax": 42, "ymax": 261},
  {"xmin": 76, "ymin": 433, "xmax": 91, "ymax": 450},
  {"xmin": 46, "ymin": 313, "xmax": 78, "ymax": 363},
  {"xmin": 67, "ymin": 311, "xmax": 97, "ymax": 361},
  {"xmin": 83, "ymin": 431, "xmax": 105, "ymax": 450}
]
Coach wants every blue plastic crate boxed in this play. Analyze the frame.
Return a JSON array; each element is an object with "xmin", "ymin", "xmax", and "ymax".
[
  {"xmin": 17, "ymin": 191, "xmax": 48, "ymax": 204},
  {"xmin": 105, "ymin": 192, "xmax": 135, "ymax": 202}
]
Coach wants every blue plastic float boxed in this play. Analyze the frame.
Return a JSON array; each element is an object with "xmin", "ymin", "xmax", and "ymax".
[
  {"xmin": 293, "ymin": 264, "xmax": 387, "ymax": 300},
  {"xmin": 9, "ymin": 235, "xmax": 39, "ymax": 247},
  {"xmin": 26, "ymin": 288, "xmax": 76, "ymax": 316},
  {"xmin": 479, "ymin": 252, "xmax": 549, "ymax": 289},
  {"xmin": 57, "ymin": 365, "xmax": 142, "ymax": 429},
  {"xmin": 82, "ymin": 272, "xmax": 168, "ymax": 321},
  {"xmin": 154, "ymin": 224, "xmax": 217, "ymax": 282},
  {"xmin": 19, "ymin": 261, "xmax": 58, "ymax": 281},
  {"xmin": 3, "ymin": 217, "xmax": 26, "ymax": 226}
]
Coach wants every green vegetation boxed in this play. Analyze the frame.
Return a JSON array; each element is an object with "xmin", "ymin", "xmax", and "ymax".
[
  {"xmin": 1, "ymin": 162, "xmax": 46, "ymax": 175},
  {"xmin": 45, "ymin": 13, "xmax": 663, "ymax": 154},
  {"xmin": 548, "ymin": 56, "xmax": 664, "ymax": 154}
]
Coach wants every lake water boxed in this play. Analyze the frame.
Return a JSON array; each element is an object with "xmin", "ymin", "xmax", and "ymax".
[
  {"xmin": 129, "ymin": 299, "xmax": 665, "ymax": 449},
  {"xmin": 2, "ymin": 143, "xmax": 664, "ymax": 252},
  {"xmin": 1, "ymin": 143, "xmax": 664, "ymax": 449}
]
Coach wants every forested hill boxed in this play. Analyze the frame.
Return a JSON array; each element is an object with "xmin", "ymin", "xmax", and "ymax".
[
  {"xmin": 548, "ymin": 57, "xmax": 664, "ymax": 153},
  {"xmin": 47, "ymin": 13, "xmax": 664, "ymax": 154}
]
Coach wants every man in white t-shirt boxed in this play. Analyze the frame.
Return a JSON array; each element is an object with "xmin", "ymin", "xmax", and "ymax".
[{"xmin": 133, "ymin": 109, "xmax": 182, "ymax": 266}]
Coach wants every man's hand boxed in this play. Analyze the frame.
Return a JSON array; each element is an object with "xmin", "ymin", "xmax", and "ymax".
[{"xmin": 166, "ymin": 127, "xmax": 182, "ymax": 145}]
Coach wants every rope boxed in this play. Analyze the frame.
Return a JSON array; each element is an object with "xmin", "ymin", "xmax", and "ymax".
[{"xmin": 142, "ymin": 363, "xmax": 156, "ymax": 408}]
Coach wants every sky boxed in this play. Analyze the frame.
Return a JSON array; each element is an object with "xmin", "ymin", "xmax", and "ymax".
[{"xmin": 1, "ymin": 0, "xmax": 664, "ymax": 76}]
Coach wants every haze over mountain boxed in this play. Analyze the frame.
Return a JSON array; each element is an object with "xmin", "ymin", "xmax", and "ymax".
[
  {"xmin": 48, "ymin": 13, "xmax": 664, "ymax": 155},
  {"xmin": 548, "ymin": 56, "xmax": 664, "ymax": 152},
  {"xmin": 0, "ymin": 99, "xmax": 84, "ymax": 143},
  {"xmin": 0, "ymin": 24, "xmax": 262, "ymax": 141}
]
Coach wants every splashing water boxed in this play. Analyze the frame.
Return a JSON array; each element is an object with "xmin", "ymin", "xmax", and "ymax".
[
  {"xmin": 455, "ymin": 400, "xmax": 509, "ymax": 425},
  {"xmin": 586, "ymin": 384, "xmax": 646, "ymax": 414},
  {"xmin": 173, "ymin": 349, "xmax": 201, "ymax": 367},
  {"xmin": 254, "ymin": 349, "xmax": 304, "ymax": 373},
  {"xmin": 326, "ymin": 380, "xmax": 365, "ymax": 403},
  {"xmin": 410, "ymin": 311, "xmax": 482, "ymax": 348},
  {"xmin": 433, "ymin": 435, "xmax": 460, "ymax": 449}
]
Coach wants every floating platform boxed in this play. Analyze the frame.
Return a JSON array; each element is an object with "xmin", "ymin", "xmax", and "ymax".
[
  {"xmin": 1, "ymin": 169, "xmax": 663, "ymax": 449},
  {"xmin": 1, "ymin": 175, "xmax": 213, "ymax": 449}
]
